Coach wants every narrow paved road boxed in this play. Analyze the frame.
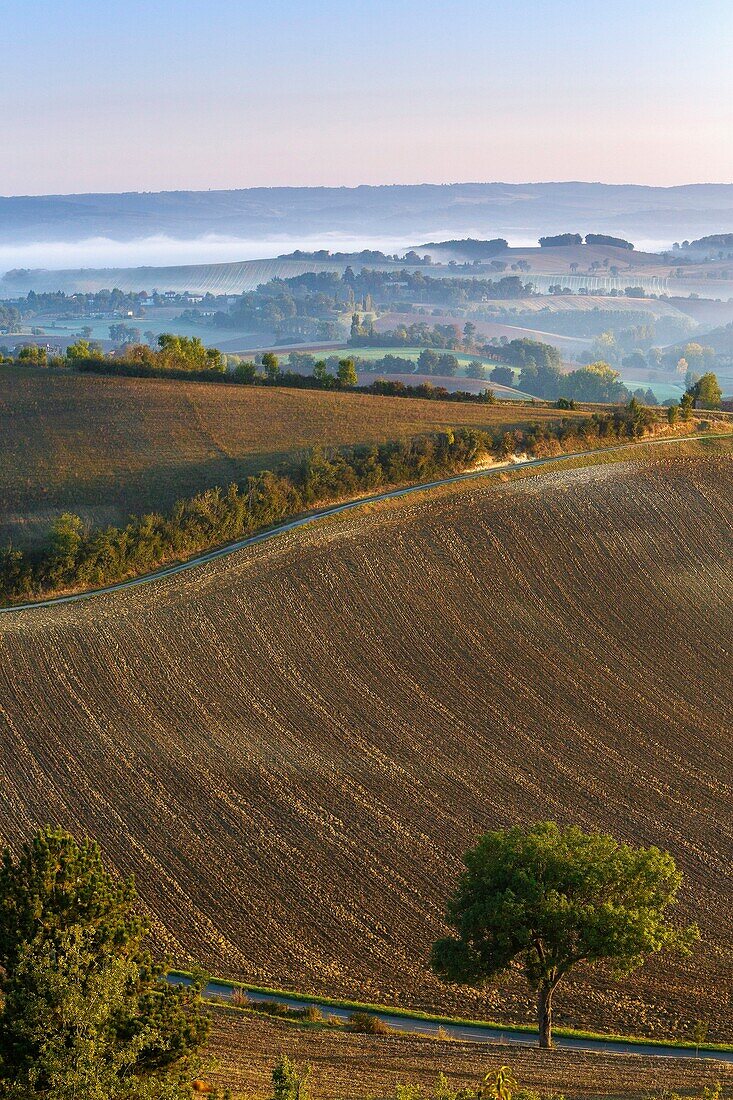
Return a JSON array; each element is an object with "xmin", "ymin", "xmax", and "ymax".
[
  {"xmin": 168, "ymin": 973, "xmax": 733, "ymax": 1062},
  {"xmin": 0, "ymin": 432, "xmax": 726, "ymax": 616}
]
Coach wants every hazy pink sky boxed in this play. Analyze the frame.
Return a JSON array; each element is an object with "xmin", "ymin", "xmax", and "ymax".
[{"xmin": 3, "ymin": 0, "xmax": 732, "ymax": 194}]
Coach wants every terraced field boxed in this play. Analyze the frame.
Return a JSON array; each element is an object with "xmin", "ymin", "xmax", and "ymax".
[
  {"xmin": 0, "ymin": 442, "xmax": 731, "ymax": 1046},
  {"xmin": 0, "ymin": 365, "xmax": 574, "ymax": 547}
]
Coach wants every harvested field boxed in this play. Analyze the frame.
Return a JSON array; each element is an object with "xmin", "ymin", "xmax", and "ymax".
[
  {"xmin": 0, "ymin": 444, "xmax": 732, "ymax": 1042},
  {"xmin": 204, "ymin": 1008, "xmax": 733, "ymax": 1099},
  {"xmin": 0, "ymin": 365, "xmax": 576, "ymax": 547}
]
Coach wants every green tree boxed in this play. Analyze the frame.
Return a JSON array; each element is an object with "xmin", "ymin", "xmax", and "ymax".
[
  {"xmin": 17, "ymin": 345, "xmax": 48, "ymax": 366},
  {"xmin": 272, "ymin": 1056, "xmax": 311, "ymax": 1100},
  {"xmin": 261, "ymin": 351, "xmax": 280, "ymax": 381},
  {"xmin": 109, "ymin": 324, "xmax": 141, "ymax": 345},
  {"xmin": 66, "ymin": 339, "xmax": 95, "ymax": 361},
  {"xmin": 234, "ymin": 360, "xmax": 258, "ymax": 384},
  {"xmin": 417, "ymin": 348, "xmax": 440, "ymax": 375},
  {"xmin": 46, "ymin": 512, "xmax": 85, "ymax": 586},
  {"xmin": 313, "ymin": 359, "xmax": 330, "ymax": 384},
  {"xmin": 156, "ymin": 334, "xmax": 222, "ymax": 372},
  {"xmin": 489, "ymin": 366, "xmax": 514, "ymax": 387},
  {"xmin": 430, "ymin": 822, "xmax": 698, "ymax": 1049},
  {"xmin": 689, "ymin": 372, "xmax": 722, "ymax": 410},
  {"xmin": 463, "ymin": 321, "xmax": 477, "ymax": 346},
  {"xmin": 0, "ymin": 828, "xmax": 209, "ymax": 1098},
  {"xmin": 679, "ymin": 391, "xmax": 694, "ymax": 421},
  {"xmin": 466, "ymin": 360, "xmax": 487, "ymax": 380},
  {"xmin": 337, "ymin": 358, "xmax": 358, "ymax": 387}
]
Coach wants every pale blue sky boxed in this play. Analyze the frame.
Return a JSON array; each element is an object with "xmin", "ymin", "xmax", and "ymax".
[{"xmin": 4, "ymin": 0, "xmax": 732, "ymax": 194}]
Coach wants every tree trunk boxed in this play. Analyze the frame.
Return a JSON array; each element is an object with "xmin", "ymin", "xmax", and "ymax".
[{"xmin": 538, "ymin": 983, "xmax": 554, "ymax": 1049}]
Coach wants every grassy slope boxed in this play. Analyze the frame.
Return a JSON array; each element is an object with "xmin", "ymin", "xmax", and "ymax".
[
  {"xmin": 0, "ymin": 365, "xmax": 575, "ymax": 548},
  {"xmin": 0, "ymin": 441, "xmax": 731, "ymax": 1044}
]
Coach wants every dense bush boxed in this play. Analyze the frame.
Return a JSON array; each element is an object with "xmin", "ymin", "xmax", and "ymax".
[
  {"xmin": 585, "ymin": 234, "xmax": 634, "ymax": 249},
  {"xmin": 538, "ymin": 234, "xmax": 583, "ymax": 248}
]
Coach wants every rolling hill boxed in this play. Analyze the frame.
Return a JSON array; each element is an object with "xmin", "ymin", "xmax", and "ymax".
[
  {"xmin": 0, "ymin": 366, "xmax": 580, "ymax": 548},
  {"xmin": 5, "ymin": 182, "xmax": 733, "ymax": 244},
  {"xmin": 0, "ymin": 440, "xmax": 731, "ymax": 1046}
]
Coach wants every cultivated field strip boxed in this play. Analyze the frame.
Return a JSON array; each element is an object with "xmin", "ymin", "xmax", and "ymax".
[
  {"xmin": 206, "ymin": 1010, "xmax": 733, "ymax": 1099},
  {"xmin": 0, "ymin": 367, "xmax": 582, "ymax": 547},
  {"xmin": 0, "ymin": 452, "xmax": 731, "ymax": 1040}
]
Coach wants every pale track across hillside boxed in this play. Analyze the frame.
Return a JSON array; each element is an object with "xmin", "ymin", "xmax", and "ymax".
[{"xmin": 1, "ymin": 432, "xmax": 728, "ymax": 615}]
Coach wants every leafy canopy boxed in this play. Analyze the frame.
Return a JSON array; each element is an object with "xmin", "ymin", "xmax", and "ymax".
[
  {"xmin": 431, "ymin": 821, "xmax": 698, "ymax": 992},
  {"xmin": 0, "ymin": 828, "xmax": 209, "ymax": 1099}
]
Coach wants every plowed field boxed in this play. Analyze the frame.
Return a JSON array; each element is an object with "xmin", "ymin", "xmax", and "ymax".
[
  {"xmin": 204, "ymin": 1009, "xmax": 733, "ymax": 1099},
  {"xmin": 0, "ymin": 444, "xmax": 731, "ymax": 1042}
]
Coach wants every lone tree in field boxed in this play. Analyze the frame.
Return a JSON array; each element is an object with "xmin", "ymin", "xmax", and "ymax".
[
  {"xmin": 430, "ymin": 822, "xmax": 698, "ymax": 1049},
  {"xmin": 0, "ymin": 827, "xmax": 209, "ymax": 1099},
  {"xmin": 687, "ymin": 371, "xmax": 722, "ymax": 410}
]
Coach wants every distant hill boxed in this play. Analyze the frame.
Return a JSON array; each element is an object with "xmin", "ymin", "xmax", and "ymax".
[{"xmin": 4, "ymin": 182, "xmax": 733, "ymax": 245}]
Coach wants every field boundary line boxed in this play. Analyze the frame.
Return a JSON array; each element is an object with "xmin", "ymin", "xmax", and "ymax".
[
  {"xmin": 1, "ymin": 431, "xmax": 730, "ymax": 615},
  {"xmin": 167, "ymin": 969, "xmax": 733, "ymax": 1059}
]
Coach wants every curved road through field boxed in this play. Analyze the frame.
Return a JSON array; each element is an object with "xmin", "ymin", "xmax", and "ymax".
[
  {"xmin": 169, "ymin": 973, "xmax": 733, "ymax": 1062},
  {"xmin": 0, "ymin": 432, "xmax": 729, "ymax": 616}
]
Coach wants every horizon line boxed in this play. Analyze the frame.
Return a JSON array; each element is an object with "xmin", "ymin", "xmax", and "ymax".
[{"xmin": 3, "ymin": 179, "xmax": 733, "ymax": 201}]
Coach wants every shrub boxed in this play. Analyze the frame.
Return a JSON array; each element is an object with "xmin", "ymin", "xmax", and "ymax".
[
  {"xmin": 272, "ymin": 1055, "xmax": 312, "ymax": 1100},
  {"xmin": 348, "ymin": 1010, "xmax": 394, "ymax": 1034}
]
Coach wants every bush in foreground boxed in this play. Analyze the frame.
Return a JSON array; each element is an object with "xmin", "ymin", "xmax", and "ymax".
[{"xmin": 0, "ymin": 828, "xmax": 209, "ymax": 1099}]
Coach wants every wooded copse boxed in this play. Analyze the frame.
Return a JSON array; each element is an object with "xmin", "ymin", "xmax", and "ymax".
[{"xmin": 0, "ymin": 404, "xmax": 659, "ymax": 604}]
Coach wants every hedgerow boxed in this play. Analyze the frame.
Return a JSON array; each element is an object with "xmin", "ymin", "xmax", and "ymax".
[{"xmin": 0, "ymin": 404, "xmax": 657, "ymax": 604}]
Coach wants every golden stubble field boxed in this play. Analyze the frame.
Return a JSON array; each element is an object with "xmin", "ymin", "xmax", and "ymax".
[
  {"xmin": 0, "ymin": 367, "xmax": 579, "ymax": 547},
  {"xmin": 0, "ymin": 445, "xmax": 731, "ymax": 1046}
]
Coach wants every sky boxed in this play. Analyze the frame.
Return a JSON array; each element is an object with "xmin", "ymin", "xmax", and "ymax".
[{"xmin": 3, "ymin": 0, "xmax": 733, "ymax": 195}]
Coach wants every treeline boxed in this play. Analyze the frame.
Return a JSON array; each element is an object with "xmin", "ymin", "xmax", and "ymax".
[
  {"xmin": 539, "ymin": 233, "xmax": 634, "ymax": 249},
  {"xmin": 10, "ymin": 333, "xmax": 224, "ymax": 374},
  {"xmin": 0, "ymin": 406, "xmax": 660, "ymax": 604},
  {"xmin": 519, "ymin": 360, "xmax": 630, "ymax": 403},
  {"xmin": 72, "ymin": 346, "xmax": 501, "ymax": 404},
  {"xmin": 27, "ymin": 337, "xmax": 643, "ymax": 408},
  {"xmin": 189, "ymin": 268, "xmax": 535, "ymax": 341}
]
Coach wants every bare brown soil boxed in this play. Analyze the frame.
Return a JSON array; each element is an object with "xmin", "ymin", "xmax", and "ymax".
[
  {"xmin": 0, "ymin": 446, "xmax": 731, "ymax": 1043},
  {"xmin": 204, "ymin": 1008, "xmax": 733, "ymax": 1099},
  {"xmin": 0, "ymin": 366, "xmax": 576, "ymax": 547}
]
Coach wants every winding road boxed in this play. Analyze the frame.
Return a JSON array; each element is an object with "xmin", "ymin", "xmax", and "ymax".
[
  {"xmin": 1, "ymin": 432, "xmax": 727, "ymax": 616},
  {"xmin": 169, "ymin": 973, "xmax": 733, "ymax": 1062}
]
